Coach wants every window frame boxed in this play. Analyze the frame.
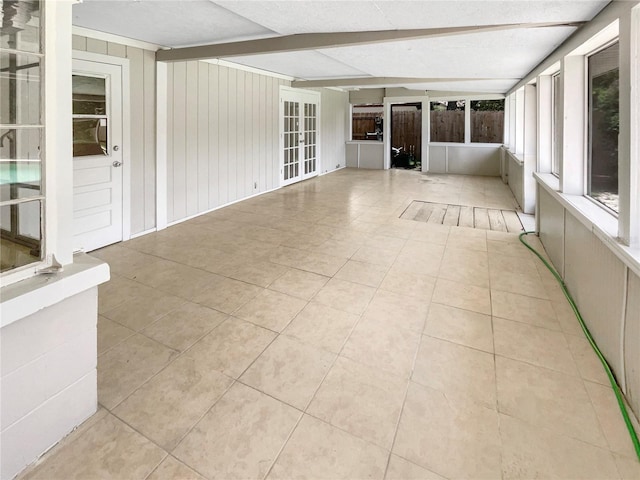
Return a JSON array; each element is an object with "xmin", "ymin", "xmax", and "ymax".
[
  {"xmin": 0, "ymin": 0, "xmax": 47, "ymax": 281},
  {"xmin": 1, "ymin": 0, "xmax": 74, "ymax": 287},
  {"xmin": 551, "ymin": 72, "xmax": 561, "ymax": 177},
  {"xmin": 428, "ymin": 95, "xmax": 505, "ymax": 146},
  {"xmin": 585, "ymin": 38, "xmax": 620, "ymax": 216}
]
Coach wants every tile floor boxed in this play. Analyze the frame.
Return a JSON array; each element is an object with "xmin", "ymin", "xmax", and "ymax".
[{"xmin": 20, "ymin": 169, "xmax": 640, "ymax": 480}]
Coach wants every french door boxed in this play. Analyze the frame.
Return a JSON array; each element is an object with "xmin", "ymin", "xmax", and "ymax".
[{"xmin": 280, "ymin": 88, "xmax": 320, "ymax": 186}]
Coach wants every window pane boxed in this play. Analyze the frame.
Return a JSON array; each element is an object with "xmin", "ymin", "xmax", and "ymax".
[
  {"xmin": 72, "ymin": 75, "xmax": 106, "ymax": 115},
  {"xmin": 73, "ymin": 118, "xmax": 108, "ymax": 157},
  {"xmin": 0, "ymin": 161, "xmax": 41, "ymax": 201},
  {"xmin": 0, "ymin": 128, "xmax": 41, "ymax": 160},
  {"xmin": 0, "ymin": 52, "xmax": 41, "ymax": 125},
  {"xmin": 0, "ymin": 0, "xmax": 41, "ymax": 54},
  {"xmin": 0, "ymin": 199, "xmax": 42, "ymax": 273},
  {"xmin": 430, "ymin": 100, "xmax": 465, "ymax": 143},
  {"xmin": 352, "ymin": 104, "xmax": 383, "ymax": 141},
  {"xmin": 470, "ymin": 100, "xmax": 504, "ymax": 143},
  {"xmin": 588, "ymin": 42, "xmax": 619, "ymax": 213}
]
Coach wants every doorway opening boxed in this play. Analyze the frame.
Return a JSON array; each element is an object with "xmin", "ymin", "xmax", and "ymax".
[{"xmin": 390, "ymin": 102, "xmax": 421, "ymax": 170}]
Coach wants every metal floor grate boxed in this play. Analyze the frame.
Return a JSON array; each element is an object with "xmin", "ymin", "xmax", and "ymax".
[{"xmin": 400, "ymin": 201, "xmax": 524, "ymax": 233}]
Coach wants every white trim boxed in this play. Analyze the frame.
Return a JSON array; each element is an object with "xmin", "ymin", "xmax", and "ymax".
[
  {"xmin": 72, "ymin": 25, "xmax": 164, "ymax": 52},
  {"xmin": 383, "ymin": 95, "xmax": 429, "ymax": 170},
  {"xmin": 202, "ymin": 59, "xmax": 294, "ymax": 81},
  {"xmin": 535, "ymin": 172, "xmax": 640, "ymax": 279},
  {"xmin": 426, "ymin": 92, "xmax": 505, "ymax": 101},
  {"xmin": 156, "ymin": 62, "xmax": 168, "ymax": 231},
  {"xmin": 72, "ymin": 51, "xmax": 132, "ymax": 244},
  {"xmin": 130, "ymin": 228, "xmax": 157, "ymax": 239},
  {"xmin": 627, "ymin": 4, "xmax": 640, "ymax": 247},
  {"xmin": 0, "ymin": 253, "xmax": 109, "ymax": 328},
  {"xmin": 320, "ymin": 165, "xmax": 346, "ymax": 176},
  {"xmin": 166, "ymin": 186, "xmax": 281, "ymax": 228}
]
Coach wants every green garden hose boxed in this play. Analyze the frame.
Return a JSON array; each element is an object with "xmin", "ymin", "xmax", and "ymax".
[{"xmin": 519, "ymin": 231, "xmax": 640, "ymax": 460}]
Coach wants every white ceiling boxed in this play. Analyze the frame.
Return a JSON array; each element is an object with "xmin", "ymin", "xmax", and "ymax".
[{"xmin": 72, "ymin": 0, "xmax": 611, "ymax": 94}]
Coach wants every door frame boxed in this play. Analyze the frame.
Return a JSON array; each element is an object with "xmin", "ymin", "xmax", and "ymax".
[
  {"xmin": 72, "ymin": 50, "xmax": 132, "ymax": 244},
  {"xmin": 279, "ymin": 86, "xmax": 321, "ymax": 187},
  {"xmin": 383, "ymin": 95, "xmax": 429, "ymax": 171}
]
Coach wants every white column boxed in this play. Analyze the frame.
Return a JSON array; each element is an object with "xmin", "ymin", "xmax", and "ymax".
[
  {"xmin": 537, "ymin": 75, "xmax": 553, "ymax": 173},
  {"xmin": 618, "ymin": 6, "xmax": 640, "ymax": 247},
  {"xmin": 560, "ymin": 55, "xmax": 586, "ymax": 195}
]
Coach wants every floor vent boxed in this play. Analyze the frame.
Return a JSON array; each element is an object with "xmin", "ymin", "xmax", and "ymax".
[{"xmin": 400, "ymin": 201, "xmax": 524, "ymax": 232}]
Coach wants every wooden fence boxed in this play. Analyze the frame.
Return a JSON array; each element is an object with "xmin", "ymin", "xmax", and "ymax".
[
  {"xmin": 430, "ymin": 110, "xmax": 504, "ymax": 143},
  {"xmin": 391, "ymin": 110, "xmax": 421, "ymax": 159},
  {"xmin": 352, "ymin": 110, "xmax": 422, "ymax": 159}
]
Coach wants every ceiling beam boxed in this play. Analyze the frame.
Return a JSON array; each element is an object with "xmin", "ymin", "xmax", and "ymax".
[
  {"xmin": 291, "ymin": 77, "xmax": 520, "ymax": 88},
  {"xmin": 156, "ymin": 21, "xmax": 584, "ymax": 62}
]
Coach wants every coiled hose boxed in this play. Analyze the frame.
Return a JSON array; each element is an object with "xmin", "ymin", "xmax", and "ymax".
[{"xmin": 519, "ymin": 231, "xmax": 640, "ymax": 460}]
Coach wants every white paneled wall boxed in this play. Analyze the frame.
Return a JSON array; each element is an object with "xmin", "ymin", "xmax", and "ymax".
[
  {"xmin": 1, "ymin": 289, "xmax": 98, "ymax": 480},
  {"xmin": 537, "ymin": 187, "xmax": 640, "ymax": 419},
  {"xmin": 315, "ymin": 88, "xmax": 349, "ymax": 173},
  {"xmin": 73, "ymin": 35, "xmax": 157, "ymax": 235},
  {"xmin": 166, "ymin": 61, "xmax": 288, "ymax": 224}
]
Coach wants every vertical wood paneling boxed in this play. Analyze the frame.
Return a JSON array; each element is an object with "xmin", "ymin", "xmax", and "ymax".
[
  {"xmin": 217, "ymin": 67, "xmax": 229, "ymax": 205},
  {"xmin": 245, "ymin": 73, "xmax": 254, "ymax": 194},
  {"xmin": 564, "ymin": 214, "xmax": 626, "ymax": 380},
  {"xmin": 107, "ymin": 42, "xmax": 126, "ymax": 58},
  {"xmin": 236, "ymin": 70, "xmax": 246, "ymax": 199},
  {"xmin": 165, "ymin": 61, "xmax": 291, "ymax": 221},
  {"xmin": 142, "ymin": 50, "xmax": 156, "ymax": 230},
  {"xmin": 624, "ymin": 271, "xmax": 640, "ymax": 419},
  {"xmin": 197, "ymin": 63, "xmax": 209, "ymax": 212},
  {"xmin": 266, "ymin": 78, "xmax": 284, "ymax": 188},
  {"xmin": 208, "ymin": 64, "xmax": 219, "ymax": 208},
  {"xmin": 318, "ymin": 88, "xmax": 349, "ymax": 173},
  {"xmin": 257, "ymin": 76, "xmax": 273, "ymax": 190},
  {"xmin": 167, "ymin": 63, "xmax": 174, "ymax": 223},
  {"xmin": 126, "ymin": 47, "xmax": 145, "ymax": 233},
  {"xmin": 72, "ymin": 35, "xmax": 87, "ymax": 51},
  {"xmin": 85, "ymin": 38, "xmax": 107, "ymax": 54},
  {"xmin": 227, "ymin": 68, "xmax": 237, "ymax": 202},
  {"xmin": 250, "ymin": 73, "xmax": 264, "ymax": 193},
  {"xmin": 538, "ymin": 188, "xmax": 565, "ymax": 275},
  {"xmin": 172, "ymin": 63, "xmax": 187, "ymax": 221},
  {"xmin": 185, "ymin": 62, "xmax": 199, "ymax": 217}
]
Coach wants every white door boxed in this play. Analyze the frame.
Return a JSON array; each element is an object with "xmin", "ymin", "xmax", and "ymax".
[
  {"xmin": 72, "ymin": 59, "xmax": 123, "ymax": 252},
  {"xmin": 280, "ymin": 89, "xmax": 320, "ymax": 186}
]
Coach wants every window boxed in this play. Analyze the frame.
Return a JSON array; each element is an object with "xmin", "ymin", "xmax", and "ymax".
[
  {"xmin": 351, "ymin": 104, "xmax": 383, "ymax": 141},
  {"xmin": 72, "ymin": 75, "xmax": 108, "ymax": 157},
  {"xmin": 430, "ymin": 100, "xmax": 465, "ymax": 143},
  {"xmin": 470, "ymin": 100, "xmax": 504, "ymax": 143},
  {"xmin": 551, "ymin": 73, "xmax": 561, "ymax": 176},
  {"xmin": 0, "ymin": 0, "xmax": 44, "ymax": 273},
  {"xmin": 587, "ymin": 41, "xmax": 619, "ymax": 213}
]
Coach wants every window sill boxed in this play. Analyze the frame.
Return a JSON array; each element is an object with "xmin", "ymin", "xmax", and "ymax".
[
  {"xmin": 0, "ymin": 253, "xmax": 110, "ymax": 328},
  {"xmin": 429, "ymin": 142, "xmax": 503, "ymax": 147},
  {"xmin": 503, "ymin": 148, "xmax": 537, "ymax": 167},
  {"xmin": 534, "ymin": 172, "xmax": 640, "ymax": 277}
]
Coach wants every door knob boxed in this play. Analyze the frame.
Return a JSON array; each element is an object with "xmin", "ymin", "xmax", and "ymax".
[{"xmin": 112, "ymin": 161, "xmax": 122, "ymax": 167}]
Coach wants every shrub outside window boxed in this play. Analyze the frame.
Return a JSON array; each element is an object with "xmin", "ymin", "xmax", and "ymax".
[{"xmin": 588, "ymin": 41, "xmax": 619, "ymax": 213}]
